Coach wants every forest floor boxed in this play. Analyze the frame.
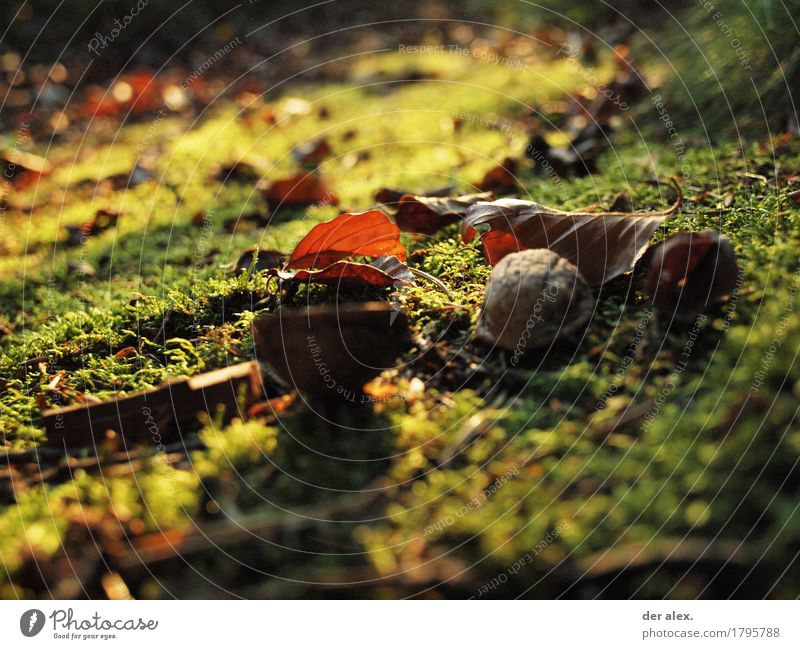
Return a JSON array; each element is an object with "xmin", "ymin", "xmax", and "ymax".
[{"xmin": 1, "ymin": 32, "xmax": 800, "ymax": 598}]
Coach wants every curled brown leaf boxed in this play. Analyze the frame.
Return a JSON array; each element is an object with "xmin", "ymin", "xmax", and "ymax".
[{"xmin": 395, "ymin": 192, "xmax": 494, "ymax": 235}]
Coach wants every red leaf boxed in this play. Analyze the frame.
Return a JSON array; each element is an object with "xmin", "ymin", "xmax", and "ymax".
[
  {"xmin": 113, "ymin": 346, "xmax": 137, "ymax": 360},
  {"xmin": 394, "ymin": 192, "xmax": 493, "ymax": 235},
  {"xmin": 287, "ymin": 210, "xmax": 406, "ymax": 269},
  {"xmin": 275, "ymin": 255, "xmax": 414, "ymax": 287},
  {"xmin": 264, "ymin": 172, "xmax": 338, "ymax": 207},
  {"xmin": 462, "ymin": 183, "xmax": 682, "ymax": 285}
]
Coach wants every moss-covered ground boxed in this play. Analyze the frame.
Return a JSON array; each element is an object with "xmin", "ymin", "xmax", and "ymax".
[{"xmin": 1, "ymin": 44, "xmax": 799, "ymax": 598}]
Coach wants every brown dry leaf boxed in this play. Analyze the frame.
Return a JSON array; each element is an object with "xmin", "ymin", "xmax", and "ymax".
[
  {"xmin": 264, "ymin": 172, "xmax": 338, "ymax": 207},
  {"xmin": 1, "ymin": 148, "xmax": 53, "ymax": 175},
  {"xmin": 374, "ymin": 184, "xmax": 456, "ymax": 206},
  {"xmin": 645, "ymin": 230, "xmax": 739, "ymax": 319},
  {"xmin": 65, "ymin": 208, "xmax": 123, "ymax": 246},
  {"xmin": 394, "ymin": 192, "xmax": 494, "ymax": 235},
  {"xmin": 287, "ymin": 209, "xmax": 406, "ymax": 269},
  {"xmin": 462, "ymin": 181, "xmax": 682, "ymax": 285},
  {"xmin": 40, "ymin": 362, "xmax": 263, "ymax": 449},
  {"xmin": 113, "ymin": 346, "xmax": 137, "ymax": 360},
  {"xmin": 477, "ymin": 157, "xmax": 519, "ymax": 192},
  {"xmin": 252, "ymin": 303, "xmax": 409, "ymax": 399},
  {"xmin": 275, "ymin": 255, "xmax": 414, "ymax": 287},
  {"xmin": 211, "ymin": 161, "xmax": 263, "ymax": 183},
  {"xmin": 236, "ymin": 249, "xmax": 286, "ymax": 274}
]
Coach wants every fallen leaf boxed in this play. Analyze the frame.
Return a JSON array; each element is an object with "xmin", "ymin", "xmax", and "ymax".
[
  {"xmin": 252, "ymin": 303, "xmax": 409, "ymax": 399},
  {"xmin": 525, "ymin": 121, "xmax": 611, "ymax": 178},
  {"xmin": 292, "ymin": 138, "xmax": 332, "ymax": 166},
  {"xmin": 113, "ymin": 346, "xmax": 137, "ymax": 360},
  {"xmin": 211, "ymin": 161, "xmax": 263, "ymax": 183},
  {"xmin": 287, "ymin": 209, "xmax": 406, "ymax": 268},
  {"xmin": 40, "ymin": 362, "xmax": 262, "ymax": 449},
  {"xmin": 0, "ymin": 148, "xmax": 53, "ymax": 176},
  {"xmin": 645, "ymin": 230, "xmax": 739, "ymax": 319},
  {"xmin": 462, "ymin": 181, "xmax": 682, "ymax": 285},
  {"xmin": 395, "ymin": 192, "xmax": 494, "ymax": 235},
  {"xmin": 275, "ymin": 255, "xmax": 414, "ymax": 287},
  {"xmin": 263, "ymin": 172, "xmax": 338, "ymax": 207},
  {"xmin": 65, "ymin": 208, "xmax": 123, "ymax": 245}
]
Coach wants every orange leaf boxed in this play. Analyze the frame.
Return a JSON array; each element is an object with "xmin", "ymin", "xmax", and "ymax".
[{"xmin": 287, "ymin": 210, "xmax": 406, "ymax": 269}]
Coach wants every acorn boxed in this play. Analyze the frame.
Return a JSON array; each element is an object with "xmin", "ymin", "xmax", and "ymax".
[{"xmin": 477, "ymin": 249, "xmax": 594, "ymax": 352}]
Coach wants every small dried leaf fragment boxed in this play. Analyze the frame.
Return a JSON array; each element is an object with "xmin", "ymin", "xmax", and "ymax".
[
  {"xmin": 1, "ymin": 148, "xmax": 53, "ymax": 176},
  {"xmin": 211, "ymin": 161, "xmax": 263, "ymax": 183},
  {"xmin": 463, "ymin": 183, "xmax": 681, "ymax": 285},
  {"xmin": 287, "ymin": 210, "xmax": 406, "ymax": 269},
  {"xmin": 236, "ymin": 249, "xmax": 287, "ymax": 274},
  {"xmin": 645, "ymin": 230, "xmax": 739, "ymax": 319},
  {"xmin": 274, "ymin": 255, "xmax": 414, "ymax": 287},
  {"xmin": 65, "ymin": 208, "xmax": 123, "ymax": 245},
  {"xmin": 374, "ymin": 184, "xmax": 455, "ymax": 206}
]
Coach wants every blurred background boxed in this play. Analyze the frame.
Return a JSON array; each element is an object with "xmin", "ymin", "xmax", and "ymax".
[{"xmin": 2, "ymin": 0, "xmax": 798, "ymax": 134}]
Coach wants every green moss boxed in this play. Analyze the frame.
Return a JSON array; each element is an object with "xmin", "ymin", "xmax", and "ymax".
[{"xmin": 1, "ymin": 44, "xmax": 799, "ymax": 598}]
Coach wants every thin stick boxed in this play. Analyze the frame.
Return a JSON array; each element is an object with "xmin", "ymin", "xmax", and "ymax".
[{"xmin": 408, "ymin": 267, "xmax": 453, "ymax": 300}]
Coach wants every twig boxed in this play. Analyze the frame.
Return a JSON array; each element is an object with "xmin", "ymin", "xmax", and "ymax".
[{"xmin": 408, "ymin": 267, "xmax": 453, "ymax": 300}]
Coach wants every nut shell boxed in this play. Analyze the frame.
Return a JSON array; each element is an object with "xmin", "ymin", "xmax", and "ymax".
[{"xmin": 478, "ymin": 249, "xmax": 594, "ymax": 351}]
